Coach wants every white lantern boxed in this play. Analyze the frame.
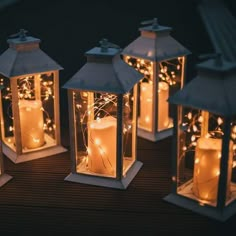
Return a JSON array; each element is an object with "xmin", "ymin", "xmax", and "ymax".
[
  {"xmin": 122, "ymin": 18, "xmax": 190, "ymax": 141},
  {"xmin": 63, "ymin": 39, "xmax": 143, "ymax": 189},
  {"xmin": 0, "ymin": 29, "xmax": 67, "ymax": 163},
  {"xmin": 164, "ymin": 55, "xmax": 236, "ymax": 221}
]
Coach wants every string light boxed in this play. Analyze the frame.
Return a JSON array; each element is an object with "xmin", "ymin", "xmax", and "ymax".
[
  {"xmin": 125, "ymin": 57, "xmax": 182, "ymax": 86},
  {"xmin": 181, "ymin": 109, "xmax": 236, "ymax": 166}
]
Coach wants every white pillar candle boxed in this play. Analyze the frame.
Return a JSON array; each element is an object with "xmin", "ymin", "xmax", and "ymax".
[
  {"xmin": 87, "ymin": 116, "xmax": 116, "ymax": 175},
  {"xmin": 19, "ymin": 99, "xmax": 45, "ymax": 149},
  {"xmin": 158, "ymin": 81, "xmax": 170, "ymax": 131},
  {"xmin": 193, "ymin": 137, "xmax": 233, "ymax": 202},
  {"xmin": 139, "ymin": 82, "xmax": 152, "ymax": 130},
  {"xmin": 139, "ymin": 81, "xmax": 169, "ymax": 131}
]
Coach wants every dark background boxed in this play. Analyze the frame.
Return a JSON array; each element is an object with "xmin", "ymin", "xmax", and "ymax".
[
  {"xmin": 0, "ymin": 0, "xmax": 235, "ymax": 142},
  {"xmin": 0, "ymin": 1, "xmax": 236, "ymax": 235},
  {"xmin": 0, "ymin": 0, "xmax": 235, "ymax": 135}
]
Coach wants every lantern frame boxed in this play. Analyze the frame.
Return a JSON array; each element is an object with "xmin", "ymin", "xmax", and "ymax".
[
  {"xmin": 122, "ymin": 18, "xmax": 190, "ymax": 142},
  {"xmin": 164, "ymin": 56, "xmax": 236, "ymax": 221},
  {"xmin": 63, "ymin": 39, "xmax": 143, "ymax": 189},
  {"xmin": 0, "ymin": 30, "xmax": 67, "ymax": 163}
]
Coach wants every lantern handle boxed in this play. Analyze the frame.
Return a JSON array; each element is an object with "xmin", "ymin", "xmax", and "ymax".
[
  {"xmin": 8, "ymin": 29, "xmax": 28, "ymax": 41},
  {"xmin": 99, "ymin": 38, "xmax": 120, "ymax": 52},
  {"xmin": 198, "ymin": 52, "xmax": 222, "ymax": 66},
  {"xmin": 141, "ymin": 18, "xmax": 159, "ymax": 29}
]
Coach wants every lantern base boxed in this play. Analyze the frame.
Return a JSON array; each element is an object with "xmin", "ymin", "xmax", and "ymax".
[
  {"xmin": 2, "ymin": 143, "xmax": 67, "ymax": 164},
  {"xmin": 64, "ymin": 161, "xmax": 143, "ymax": 189},
  {"xmin": 0, "ymin": 173, "xmax": 13, "ymax": 187},
  {"xmin": 164, "ymin": 193, "xmax": 236, "ymax": 222},
  {"xmin": 137, "ymin": 127, "xmax": 173, "ymax": 142}
]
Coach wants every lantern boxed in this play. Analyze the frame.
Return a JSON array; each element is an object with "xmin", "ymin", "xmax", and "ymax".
[
  {"xmin": 63, "ymin": 39, "xmax": 143, "ymax": 189},
  {"xmin": 164, "ymin": 55, "xmax": 236, "ymax": 221},
  {"xmin": 0, "ymin": 29, "xmax": 67, "ymax": 163},
  {"xmin": 122, "ymin": 18, "xmax": 190, "ymax": 141},
  {"xmin": 0, "ymin": 86, "xmax": 13, "ymax": 186}
]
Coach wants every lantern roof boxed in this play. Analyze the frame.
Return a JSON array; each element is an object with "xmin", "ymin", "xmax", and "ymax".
[
  {"xmin": 0, "ymin": 29, "xmax": 63, "ymax": 77},
  {"xmin": 63, "ymin": 39, "xmax": 143, "ymax": 94},
  {"xmin": 168, "ymin": 55, "xmax": 236, "ymax": 116},
  {"xmin": 122, "ymin": 18, "xmax": 190, "ymax": 61}
]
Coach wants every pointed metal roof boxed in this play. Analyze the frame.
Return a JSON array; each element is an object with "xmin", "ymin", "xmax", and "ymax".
[
  {"xmin": 168, "ymin": 56, "xmax": 236, "ymax": 116},
  {"xmin": 198, "ymin": 0, "xmax": 236, "ymax": 62},
  {"xmin": 0, "ymin": 29, "xmax": 63, "ymax": 78},
  {"xmin": 122, "ymin": 18, "xmax": 190, "ymax": 61},
  {"xmin": 63, "ymin": 39, "xmax": 143, "ymax": 94}
]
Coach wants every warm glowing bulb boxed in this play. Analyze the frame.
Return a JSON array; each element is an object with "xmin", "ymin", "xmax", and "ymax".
[
  {"xmin": 198, "ymin": 116, "xmax": 203, "ymax": 123},
  {"xmin": 95, "ymin": 139, "xmax": 100, "ymax": 145},
  {"xmin": 233, "ymin": 126, "xmax": 236, "ymax": 133},
  {"xmin": 33, "ymin": 138, "xmax": 40, "ymax": 143},
  {"xmin": 145, "ymin": 116, "xmax": 150, "ymax": 123},
  {"xmin": 193, "ymin": 125, "xmax": 198, "ymax": 132},
  {"xmin": 187, "ymin": 112, "xmax": 192, "ymax": 120},
  {"xmin": 217, "ymin": 117, "xmax": 223, "ymax": 125},
  {"xmin": 233, "ymin": 144, "xmax": 236, "ymax": 150}
]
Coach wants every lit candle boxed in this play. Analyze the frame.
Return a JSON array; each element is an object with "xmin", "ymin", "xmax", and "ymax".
[
  {"xmin": 158, "ymin": 81, "xmax": 170, "ymax": 131},
  {"xmin": 139, "ymin": 81, "xmax": 170, "ymax": 131},
  {"xmin": 87, "ymin": 116, "xmax": 116, "ymax": 175},
  {"xmin": 139, "ymin": 82, "xmax": 152, "ymax": 130},
  {"xmin": 193, "ymin": 137, "xmax": 233, "ymax": 202},
  {"xmin": 19, "ymin": 99, "xmax": 45, "ymax": 149}
]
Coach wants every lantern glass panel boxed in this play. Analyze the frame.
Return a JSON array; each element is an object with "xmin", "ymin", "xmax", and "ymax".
[
  {"xmin": 124, "ymin": 56, "xmax": 184, "ymax": 133},
  {"xmin": 157, "ymin": 57, "xmax": 184, "ymax": 131},
  {"xmin": 0, "ymin": 73, "xmax": 56, "ymax": 152},
  {"xmin": 122, "ymin": 86, "xmax": 137, "ymax": 175},
  {"xmin": 177, "ymin": 106, "xmax": 236, "ymax": 206},
  {"xmin": 0, "ymin": 76, "xmax": 14, "ymax": 145},
  {"xmin": 73, "ymin": 91, "xmax": 118, "ymax": 178},
  {"xmin": 124, "ymin": 56, "xmax": 154, "ymax": 132}
]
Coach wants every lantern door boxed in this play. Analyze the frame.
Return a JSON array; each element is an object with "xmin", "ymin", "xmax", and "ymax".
[
  {"xmin": 122, "ymin": 85, "xmax": 137, "ymax": 176},
  {"xmin": 175, "ymin": 106, "xmax": 236, "ymax": 207},
  {"xmin": 0, "ymin": 72, "xmax": 57, "ymax": 153},
  {"xmin": 157, "ymin": 57, "xmax": 185, "ymax": 132},
  {"xmin": 124, "ymin": 55, "xmax": 185, "ymax": 137},
  {"xmin": 72, "ymin": 90, "xmax": 118, "ymax": 178},
  {"xmin": 124, "ymin": 56, "xmax": 154, "ymax": 132},
  {"xmin": 71, "ymin": 87, "xmax": 137, "ymax": 178}
]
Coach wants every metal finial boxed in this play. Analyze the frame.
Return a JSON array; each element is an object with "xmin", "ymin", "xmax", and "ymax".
[
  {"xmin": 198, "ymin": 52, "xmax": 223, "ymax": 66},
  {"xmin": 99, "ymin": 38, "xmax": 120, "ymax": 52},
  {"xmin": 19, "ymin": 29, "xmax": 27, "ymax": 41},
  {"xmin": 141, "ymin": 18, "xmax": 159, "ymax": 29},
  {"xmin": 8, "ymin": 29, "xmax": 28, "ymax": 41},
  {"xmin": 99, "ymin": 38, "xmax": 109, "ymax": 52}
]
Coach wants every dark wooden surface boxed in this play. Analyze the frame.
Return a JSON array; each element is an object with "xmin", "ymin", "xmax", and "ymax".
[
  {"xmin": 1, "ymin": 137, "xmax": 236, "ymax": 235},
  {"xmin": 0, "ymin": 0, "xmax": 236, "ymax": 235}
]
